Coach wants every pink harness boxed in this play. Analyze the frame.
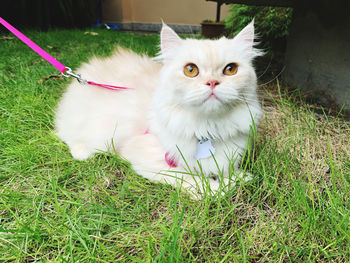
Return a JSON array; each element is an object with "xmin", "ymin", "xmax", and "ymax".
[
  {"xmin": 164, "ymin": 152, "xmax": 178, "ymax": 168},
  {"xmin": 0, "ymin": 17, "xmax": 128, "ymax": 90}
]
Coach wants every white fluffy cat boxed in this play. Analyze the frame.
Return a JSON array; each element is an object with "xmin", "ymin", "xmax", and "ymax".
[{"xmin": 55, "ymin": 21, "xmax": 262, "ymax": 197}]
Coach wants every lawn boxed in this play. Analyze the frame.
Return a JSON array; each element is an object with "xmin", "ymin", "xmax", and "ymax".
[{"xmin": 0, "ymin": 28, "xmax": 349, "ymax": 262}]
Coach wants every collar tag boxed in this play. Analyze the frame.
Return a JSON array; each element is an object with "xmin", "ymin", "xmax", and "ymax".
[{"xmin": 195, "ymin": 138, "xmax": 215, "ymax": 160}]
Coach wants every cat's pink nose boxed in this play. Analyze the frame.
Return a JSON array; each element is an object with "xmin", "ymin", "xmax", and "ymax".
[{"xmin": 206, "ymin": 80, "xmax": 220, "ymax": 89}]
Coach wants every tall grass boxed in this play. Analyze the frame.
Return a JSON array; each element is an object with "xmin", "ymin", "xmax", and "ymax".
[{"xmin": 0, "ymin": 28, "xmax": 349, "ymax": 262}]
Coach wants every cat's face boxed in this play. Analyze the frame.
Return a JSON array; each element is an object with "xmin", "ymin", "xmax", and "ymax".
[{"xmin": 158, "ymin": 22, "xmax": 261, "ymax": 115}]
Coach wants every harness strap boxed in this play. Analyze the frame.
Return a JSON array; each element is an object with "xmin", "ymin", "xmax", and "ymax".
[{"xmin": 165, "ymin": 152, "xmax": 178, "ymax": 168}]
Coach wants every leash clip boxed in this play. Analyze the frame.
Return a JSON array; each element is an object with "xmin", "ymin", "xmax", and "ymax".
[{"xmin": 62, "ymin": 67, "xmax": 87, "ymax": 84}]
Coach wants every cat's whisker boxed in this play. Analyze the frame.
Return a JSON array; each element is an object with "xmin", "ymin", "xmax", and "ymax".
[
  {"xmin": 233, "ymin": 97, "xmax": 262, "ymax": 110},
  {"xmin": 238, "ymin": 101, "xmax": 261, "ymax": 110},
  {"xmin": 189, "ymin": 88, "xmax": 210, "ymax": 96},
  {"xmin": 237, "ymin": 96, "xmax": 260, "ymax": 104},
  {"xmin": 184, "ymin": 91, "xmax": 210, "ymax": 104},
  {"xmin": 237, "ymin": 92, "xmax": 259, "ymax": 98},
  {"xmin": 236, "ymin": 99, "xmax": 261, "ymax": 109},
  {"xmin": 258, "ymin": 66, "xmax": 285, "ymax": 87},
  {"xmin": 215, "ymin": 91, "xmax": 257, "ymax": 104},
  {"xmin": 241, "ymin": 104, "xmax": 262, "ymax": 113},
  {"xmin": 239, "ymin": 91, "xmax": 268, "ymax": 99},
  {"xmin": 257, "ymin": 56, "xmax": 272, "ymax": 80},
  {"xmin": 239, "ymin": 89, "xmax": 266, "ymax": 95}
]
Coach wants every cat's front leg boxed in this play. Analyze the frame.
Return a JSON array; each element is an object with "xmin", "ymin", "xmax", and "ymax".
[
  {"xmin": 70, "ymin": 141, "xmax": 95, "ymax": 160},
  {"xmin": 132, "ymin": 168, "xmax": 222, "ymax": 199},
  {"xmin": 120, "ymin": 134, "xmax": 222, "ymax": 199},
  {"xmin": 213, "ymin": 138, "xmax": 254, "ymax": 190},
  {"xmin": 162, "ymin": 170, "xmax": 222, "ymax": 199},
  {"xmin": 218, "ymin": 168, "xmax": 253, "ymax": 194}
]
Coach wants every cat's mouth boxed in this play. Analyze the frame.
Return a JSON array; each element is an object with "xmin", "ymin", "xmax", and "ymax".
[{"xmin": 204, "ymin": 92, "xmax": 222, "ymax": 103}]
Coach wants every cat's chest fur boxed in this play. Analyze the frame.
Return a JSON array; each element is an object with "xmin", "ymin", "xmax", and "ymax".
[{"xmin": 149, "ymin": 100, "xmax": 259, "ymax": 173}]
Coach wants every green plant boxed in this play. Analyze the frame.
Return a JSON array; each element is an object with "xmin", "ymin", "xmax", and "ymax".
[
  {"xmin": 225, "ymin": 5, "xmax": 293, "ymax": 47},
  {"xmin": 202, "ymin": 19, "xmax": 215, "ymax": 23},
  {"xmin": 201, "ymin": 19, "xmax": 224, "ymax": 24}
]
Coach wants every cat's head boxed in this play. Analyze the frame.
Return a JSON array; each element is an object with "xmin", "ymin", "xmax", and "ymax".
[{"xmin": 157, "ymin": 21, "xmax": 262, "ymax": 116}]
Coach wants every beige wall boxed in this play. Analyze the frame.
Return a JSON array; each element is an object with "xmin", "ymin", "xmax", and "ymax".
[{"xmin": 102, "ymin": 0, "xmax": 231, "ymax": 25}]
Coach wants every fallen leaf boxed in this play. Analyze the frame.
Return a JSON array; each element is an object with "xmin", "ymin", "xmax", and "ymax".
[
  {"xmin": 84, "ymin": 31, "xmax": 99, "ymax": 36},
  {"xmin": 0, "ymin": 36, "xmax": 14, "ymax": 40},
  {"xmin": 39, "ymin": 74, "xmax": 63, "ymax": 83}
]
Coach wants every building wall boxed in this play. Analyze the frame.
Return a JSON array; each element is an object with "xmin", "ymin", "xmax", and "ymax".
[
  {"xmin": 283, "ymin": 5, "xmax": 350, "ymax": 111},
  {"xmin": 102, "ymin": 0, "xmax": 231, "ymax": 26}
]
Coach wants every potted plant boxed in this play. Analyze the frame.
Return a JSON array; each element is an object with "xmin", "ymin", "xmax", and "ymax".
[
  {"xmin": 201, "ymin": 0, "xmax": 226, "ymax": 38},
  {"xmin": 201, "ymin": 19, "xmax": 226, "ymax": 38}
]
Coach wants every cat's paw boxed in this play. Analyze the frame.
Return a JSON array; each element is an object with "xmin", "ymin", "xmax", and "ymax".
[
  {"xmin": 201, "ymin": 171, "xmax": 253, "ymax": 196},
  {"xmin": 182, "ymin": 177, "xmax": 221, "ymax": 200},
  {"xmin": 236, "ymin": 170, "xmax": 253, "ymax": 182},
  {"xmin": 220, "ymin": 170, "xmax": 253, "ymax": 191},
  {"xmin": 70, "ymin": 143, "xmax": 92, "ymax": 160}
]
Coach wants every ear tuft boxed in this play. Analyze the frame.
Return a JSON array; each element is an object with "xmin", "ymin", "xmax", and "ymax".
[
  {"xmin": 234, "ymin": 19, "xmax": 255, "ymax": 49},
  {"xmin": 160, "ymin": 23, "xmax": 182, "ymax": 56},
  {"xmin": 232, "ymin": 19, "xmax": 263, "ymax": 59}
]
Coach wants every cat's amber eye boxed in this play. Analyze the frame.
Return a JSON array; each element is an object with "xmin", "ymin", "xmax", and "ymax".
[
  {"xmin": 184, "ymin": 63, "xmax": 199, "ymax": 78},
  {"xmin": 223, "ymin": 63, "xmax": 238, "ymax": 76}
]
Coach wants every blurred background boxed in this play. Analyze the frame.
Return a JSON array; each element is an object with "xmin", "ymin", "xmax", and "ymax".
[
  {"xmin": 0, "ymin": 0, "xmax": 291, "ymax": 77},
  {"xmin": 1, "ymin": 0, "xmax": 349, "ymax": 112}
]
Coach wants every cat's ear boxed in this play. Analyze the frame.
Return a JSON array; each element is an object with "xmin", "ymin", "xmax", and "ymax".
[
  {"xmin": 160, "ymin": 22, "xmax": 182, "ymax": 56},
  {"xmin": 233, "ymin": 19, "xmax": 255, "ymax": 49}
]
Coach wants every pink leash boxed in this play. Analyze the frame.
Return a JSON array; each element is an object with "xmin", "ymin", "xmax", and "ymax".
[{"xmin": 0, "ymin": 17, "xmax": 128, "ymax": 91}]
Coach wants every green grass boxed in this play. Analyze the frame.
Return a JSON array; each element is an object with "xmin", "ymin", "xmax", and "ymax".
[{"xmin": 0, "ymin": 28, "xmax": 350, "ymax": 262}]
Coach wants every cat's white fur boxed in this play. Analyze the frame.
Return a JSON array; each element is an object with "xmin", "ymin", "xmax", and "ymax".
[{"xmin": 55, "ymin": 21, "xmax": 262, "ymax": 197}]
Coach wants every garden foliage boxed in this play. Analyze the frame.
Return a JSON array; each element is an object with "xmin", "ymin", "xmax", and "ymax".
[{"xmin": 225, "ymin": 5, "xmax": 293, "ymax": 49}]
